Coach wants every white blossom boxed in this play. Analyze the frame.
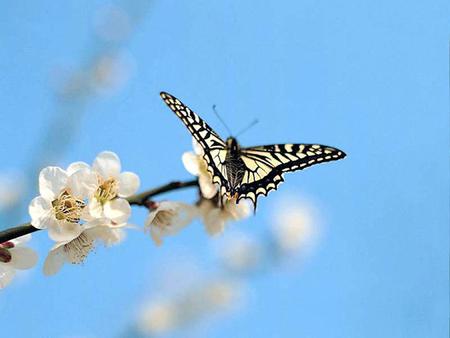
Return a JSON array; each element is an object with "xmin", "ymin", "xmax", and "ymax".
[
  {"xmin": 217, "ymin": 232, "xmax": 262, "ymax": 273},
  {"xmin": 145, "ymin": 201, "xmax": 197, "ymax": 246},
  {"xmin": 199, "ymin": 198, "xmax": 251, "ymax": 236},
  {"xmin": 137, "ymin": 279, "xmax": 240, "ymax": 335},
  {"xmin": 43, "ymin": 221, "xmax": 125, "ymax": 276},
  {"xmin": 29, "ymin": 165, "xmax": 97, "ymax": 242},
  {"xmin": 0, "ymin": 234, "xmax": 38, "ymax": 288},
  {"xmin": 182, "ymin": 138, "xmax": 218, "ymax": 199},
  {"xmin": 272, "ymin": 201, "xmax": 318, "ymax": 254},
  {"xmin": 87, "ymin": 151, "xmax": 140, "ymax": 226}
]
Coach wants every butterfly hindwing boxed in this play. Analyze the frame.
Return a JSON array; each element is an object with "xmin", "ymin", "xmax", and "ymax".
[
  {"xmin": 238, "ymin": 144, "xmax": 346, "ymax": 208},
  {"xmin": 160, "ymin": 92, "xmax": 228, "ymax": 189}
]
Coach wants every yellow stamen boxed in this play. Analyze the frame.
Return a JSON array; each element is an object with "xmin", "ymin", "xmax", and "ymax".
[
  {"xmin": 95, "ymin": 178, "xmax": 118, "ymax": 204},
  {"xmin": 52, "ymin": 190, "xmax": 85, "ymax": 223}
]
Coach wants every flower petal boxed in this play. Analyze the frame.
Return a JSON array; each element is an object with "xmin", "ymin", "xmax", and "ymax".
[
  {"xmin": 199, "ymin": 176, "xmax": 218, "ymax": 199},
  {"xmin": 192, "ymin": 138, "xmax": 203, "ymax": 155},
  {"xmin": 86, "ymin": 226, "xmax": 126, "ymax": 246},
  {"xmin": 48, "ymin": 221, "xmax": 83, "ymax": 242},
  {"xmin": 93, "ymin": 151, "xmax": 121, "ymax": 179},
  {"xmin": 118, "ymin": 171, "xmax": 140, "ymax": 197},
  {"xmin": 182, "ymin": 152, "xmax": 200, "ymax": 176},
  {"xmin": 67, "ymin": 168, "xmax": 98, "ymax": 198},
  {"xmin": 149, "ymin": 226, "xmax": 163, "ymax": 246},
  {"xmin": 67, "ymin": 161, "xmax": 90, "ymax": 175},
  {"xmin": 11, "ymin": 234, "xmax": 32, "ymax": 246},
  {"xmin": 203, "ymin": 209, "xmax": 226, "ymax": 236},
  {"xmin": 104, "ymin": 199, "xmax": 131, "ymax": 224},
  {"xmin": 39, "ymin": 167, "xmax": 68, "ymax": 200},
  {"xmin": 43, "ymin": 245, "xmax": 65, "ymax": 276},
  {"xmin": 9, "ymin": 247, "xmax": 38, "ymax": 269},
  {"xmin": 87, "ymin": 198, "xmax": 104, "ymax": 219},
  {"xmin": 226, "ymin": 200, "xmax": 252, "ymax": 220},
  {"xmin": 29, "ymin": 196, "xmax": 55, "ymax": 229},
  {"xmin": 0, "ymin": 265, "xmax": 16, "ymax": 288}
]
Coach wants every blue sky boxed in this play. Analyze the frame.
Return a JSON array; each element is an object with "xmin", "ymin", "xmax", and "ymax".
[{"xmin": 0, "ymin": 1, "xmax": 448, "ymax": 337}]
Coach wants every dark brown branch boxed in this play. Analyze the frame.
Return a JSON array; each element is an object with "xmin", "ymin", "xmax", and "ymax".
[
  {"xmin": 0, "ymin": 179, "xmax": 199, "ymax": 243},
  {"xmin": 127, "ymin": 179, "xmax": 198, "ymax": 206}
]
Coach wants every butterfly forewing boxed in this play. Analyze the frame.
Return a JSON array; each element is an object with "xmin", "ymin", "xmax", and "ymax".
[{"xmin": 160, "ymin": 92, "xmax": 229, "ymax": 189}]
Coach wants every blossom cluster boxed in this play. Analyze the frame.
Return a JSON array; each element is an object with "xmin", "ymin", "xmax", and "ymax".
[
  {"xmin": 146, "ymin": 139, "xmax": 251, "ymax": 245},
  {"xmin": 29, "ymin": 151, "xmax": 139, "ymax": 276},
  {"xmin": 1, "ymin": 142, "xmax": 252, "ymax": 288}
]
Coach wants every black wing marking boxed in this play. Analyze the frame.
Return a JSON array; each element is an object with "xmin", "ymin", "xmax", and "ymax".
[
  {"xmin": 160, "ymin": 92, "xmax": 229, "ymax": 193},
  {"xmin": 238, "ymin": 144, "xmax": 346, "ymax": 210}
]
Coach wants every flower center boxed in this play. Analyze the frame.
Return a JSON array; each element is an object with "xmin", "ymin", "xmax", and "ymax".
[
  {"xmin": 64, "ymin": 232, "xmax": 94, "ymax": 264},
  {"xmin": 52, "ymin": 190, "xmax": 85, "ymax": 223},
  {"xmin": 95, "ymin": 178, "xmax": 118, "ymax": 204},
  {"xmin": 154, "ymin": 210, "xmax": 177, "ymax": 228}
]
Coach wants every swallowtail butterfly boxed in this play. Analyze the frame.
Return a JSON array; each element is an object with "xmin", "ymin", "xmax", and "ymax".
[{"xmin": 160, "ymin": 92, "xmax": 346, "ymax": 211}]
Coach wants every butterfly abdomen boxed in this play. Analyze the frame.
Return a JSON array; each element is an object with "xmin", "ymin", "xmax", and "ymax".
[{"xmin": 224, "ymin": 137, "xmax": 245, "ymax": 194}]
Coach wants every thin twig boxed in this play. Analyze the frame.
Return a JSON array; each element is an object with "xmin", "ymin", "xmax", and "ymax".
[{"xmin": 0, "ymin": 179, "xmax": 198, "ymax": 243}]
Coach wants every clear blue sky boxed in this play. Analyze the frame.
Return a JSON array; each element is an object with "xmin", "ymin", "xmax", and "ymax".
[{"xmin": 0, "ymin": 1, "xmax": 448, "ymax": 337}]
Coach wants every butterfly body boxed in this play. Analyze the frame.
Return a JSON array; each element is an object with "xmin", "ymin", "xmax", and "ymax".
[
  {"xmin": 224, "ymin": 137, "xmax": 246, "ymax": 198},
  {"xmin": 160, "ymin": 91, "xmax": 346, "ymax": 211}
]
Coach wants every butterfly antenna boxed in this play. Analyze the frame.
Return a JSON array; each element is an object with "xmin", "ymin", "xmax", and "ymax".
[
  {"xmin": 236, "ymin": 119, "xmax": 259, "ymax": 137},
  {"xmin": 212, "ymin": 104, "xmax": 233, "ymax": 136}
]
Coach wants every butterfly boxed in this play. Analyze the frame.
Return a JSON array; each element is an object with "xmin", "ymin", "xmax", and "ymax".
[{"xmin": 160, "ymin": 91, "xmax": 346, "ymax": 211}]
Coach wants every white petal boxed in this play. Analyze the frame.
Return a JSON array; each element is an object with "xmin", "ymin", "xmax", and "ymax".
[
  {"xmin": 64, "ymin": 232, "xmax": 94, "ymax": 264},
  {"xmin": 67, "ymin": 161, "xmax": 90, "ymax": 175},
  {"xmin": 226, "ymin": 200, "xmax": 252, "ymax": 220},
  {"xmin": 67, "ymin": 168, "xmax": 98, "ymax": 198},
  {"xmin": 9, "ymin": 247, "xmax": 38, "ymax": 269},
  {"xmin": 87, "ymin": 198, "xmax": 104, "ymax": 219},
  {"xmin": 29, "ymin": 196, "xmax": 55, "ymax": 229},
  {"xmin": 11, "ymin": 234, "xmax": 32, "ymax": 246},
  {"xmin": 182, "ymin": 152, "xmax": 200, "ymax": 176},
  {"xmin": 203, "ymin": 209, "xmax": 226, "ymax": 236},
  {"xmin": 48, "ymin": 221, "xmax": 83, "ymax": 242},
  {"xmin": 118, "ymin": 171, "xmax": 140, "ymax": 197},
  {"xmin": 145, "ymin": 201, "xmax": 196, "ymax": 237},
  {"xmin": 199, "ymin": 176, "xmax": 218, "ymax": 199},
  {"xmin": 0, "ymin": 265, "xmax": 16, "ymax": 288},
  {"xmin": 39, "ymin": 167, "xmax": 68, "ymax": 200},
  {"xmin": 149, "ymin": 226, "xmax": 163, "ymax": 246},
  {"xmin": 104, "ymin": 199, "xmax": 131, "ymax": 224},
  {"xmin": 93, "ymin": 151, "xmax": 121, "ymax": 179},
  {"xmin": 43, "ymin": 245, "xmax": 65, "ymax": 276},
  {"xmin": 87, "ymin": 226, "xmax": 126, "ymax": 246},
  {"xmin": 192, "ymin": 138, "xmax": 203, "ymax": 155}
]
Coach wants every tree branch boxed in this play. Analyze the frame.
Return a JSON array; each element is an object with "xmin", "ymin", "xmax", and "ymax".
[{"xmin": 0, "ymin": 179, "xmax": 199, "ymax": 243}]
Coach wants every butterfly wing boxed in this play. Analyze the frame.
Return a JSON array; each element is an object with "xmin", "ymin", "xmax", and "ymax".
[
  {"xmin": 160, "ymin": 92, "xmax": 229, "ymax": 192},
  {"xmin": 239, "ymin": 144, "xmax": 346, "ymax": 209}
]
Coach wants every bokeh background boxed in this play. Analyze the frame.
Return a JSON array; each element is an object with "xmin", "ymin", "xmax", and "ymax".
[{"xmin": 0, "ymin": 1, "xmax": 448, "ymax": 337}]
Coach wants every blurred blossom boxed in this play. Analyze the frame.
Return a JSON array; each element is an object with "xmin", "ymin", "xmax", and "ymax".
[
  {"xmin": 94, "ymin": 5, "xmax": 132, "ymax": 42},
  {"xmin": 137, "ymin": 279, "xmax": 241, "ymax": 335},
  {"xmin": 0, "ymin": 234, "xmax": 38, "ymax": 289},
  {"xmin": 272, "ymin": 199, "xmax": 319, "ymax": 255},
  {"xmin": 89, "ymin": 52, "xmax": 135, "ymax": 95},
  {"xmin": 182, "ymin": 138, "xmax": 218, "ymax": 199},
  {"xmin": 43, "ymin": 224, "xmax": 125, "ymax": 276},
  {"xmin": 0, "ymin": 172, "xmax": 25, "ymax": 210},
  {"xmin": 145, "ymin": 201, "xmax": 197, "ymax": 246},
  {"xmin": 199, "ymin": 198, "xmax": 251, "ymax": 236},
  {"xmin": 217, "ymin": 231, "xmax": 263, "ymax": 274}
]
